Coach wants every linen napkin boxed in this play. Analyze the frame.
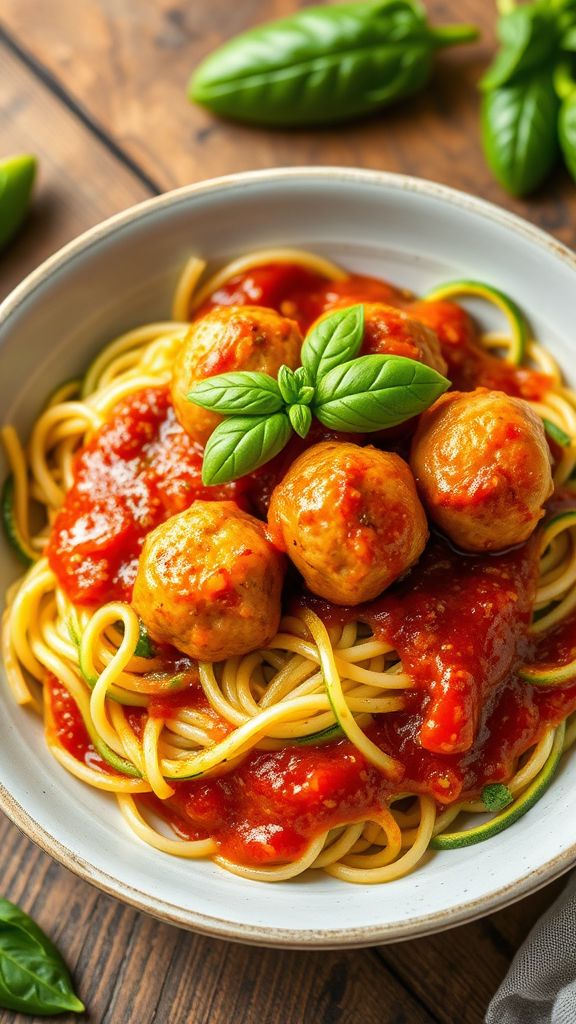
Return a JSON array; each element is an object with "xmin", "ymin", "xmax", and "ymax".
[{"xmin": 485, "ymin": 873, "xmax": 576, "ymax": 1024}]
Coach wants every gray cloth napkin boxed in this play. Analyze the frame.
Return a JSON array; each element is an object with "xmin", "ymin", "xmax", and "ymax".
[{"xmin": 486, "ymin": 873, "xmax": 576, "ymax": 1024}]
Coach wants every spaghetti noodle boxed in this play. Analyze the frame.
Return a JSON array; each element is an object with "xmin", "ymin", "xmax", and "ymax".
[{"xmin": 2, "ymin": 248, "xmax": 576, "ymax": 884}]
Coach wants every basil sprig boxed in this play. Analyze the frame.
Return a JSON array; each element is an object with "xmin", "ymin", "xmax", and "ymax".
[
  {"xmin": 0, "ymin": 898, "xmax": 84, "ymax": 1016},
  {"xmin": 189, "ymin": 304, "xmax": 450, "ymax": 486},
  {"xmin": 188, "ymin": 0, "xmax": 479, "ymax": 127},
  {"xmin": 480, "ymin": 0, "xmax": 576, "ymax": 196}
]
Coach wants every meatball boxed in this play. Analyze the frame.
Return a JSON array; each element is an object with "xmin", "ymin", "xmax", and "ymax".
[
  {"xmin": 132, "ymin": 501, "xmax": 284, "ymax": 661},
  {"xmin": 171, "ymin": 305, "xmax": 302, "ymax": 446},
  {"xmin": 268, "ymin": 442, "xmax": 428, "ymax": 605},
  {"xmin": 410, "ymin": 389, "xmax": 553, "ymax": 552},
  {"xmin": 360, "ymin": 303, "xmax": 448, "ymax": 375}
]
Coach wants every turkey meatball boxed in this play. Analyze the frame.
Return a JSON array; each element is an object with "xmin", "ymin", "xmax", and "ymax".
[
  {"xmin": 132, "ymin": 501, "xmax": 284, "ymax": 661},
  {"xmin": 268, "ymin": 442, "xmax": 428, "ymax": 605},
  {"xmin": 359, "ymin": 302, "xmax": 448, "ymax": 375},
  {"xmin": 171, "ymin": 305, "xmax": 302, "ymax": 446},
  {"xmin": 410, "ymin": 389, "xmax": 553, "ymax": 552}
]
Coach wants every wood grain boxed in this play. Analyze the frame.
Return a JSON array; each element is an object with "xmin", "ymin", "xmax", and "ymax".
[
  {"xmin": 0, "ymin": 2, "xmax": 575, "ymax": 1021},
  {"xmin": 3, "ymin": 0, "xmax": 576, "ymax": 245},
  {"xmin": 0, "ymin": 40, "xmax": 150, "ymax": 301}
]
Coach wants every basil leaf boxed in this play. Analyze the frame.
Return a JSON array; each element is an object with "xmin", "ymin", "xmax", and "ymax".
[
  {"xmin": 481, "ymin": 6, "xmax": 558, "ymax": 92},
  {"xmin": 482, "ymin": 783, "xmax": 514, "ymax": 812},
  {"xmin": 202, "ymin": 413, "xmax": 292, "ymax": 485},
  {"xmin": 114, "ymin": 619, "xmax": 157, "ymax": 658},
  {"xmin": 313, "ymin": 354, "xmax": 449, "ymax": 432},
  {"xmin": 188, "ymin": 0, "xmax": 478, "ymax": 126},
  {"xmin": 0, "ymin": 154, "xmax": 37, "ymax": 252},
  {"xmin": 188, "ymin": 371, "xmax": 283, "ymax": 415},
  {"xmin": 277, "ymin": 365, "xmax": 300, "ymax": 404},
  {"xmin": 0, "ymin": 899, "xmax": 84, "ymax": 1015},
  {"xmin": 302, "ymin": 304, "xmax": 365, "ymax": 380},
  {"xmin": 559, "ymin": 92, "xmax": 576, "ymax": 183},
  {"xmin": 288, "ymin": 404, "xmax": 313, "ymax": 439},
  {"xmin": 481, "ymin": 70, "xmax": 560, "ymax": 196}
]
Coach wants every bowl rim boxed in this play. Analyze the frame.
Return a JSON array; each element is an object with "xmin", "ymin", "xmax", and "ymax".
[{"xmin": 1, "ymin": 165, "xmax": 576, "ymax": 947}]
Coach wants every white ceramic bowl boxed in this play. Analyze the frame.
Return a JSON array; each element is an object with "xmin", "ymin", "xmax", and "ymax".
[{"xmin": 1, "ymin": 168, "xmax": 575, "ymax": 948}]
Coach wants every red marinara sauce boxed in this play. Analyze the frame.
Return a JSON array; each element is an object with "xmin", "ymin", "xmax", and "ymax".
[
  {"xmin": 47, "ymin": 387, "xmax": 247, "ymax": 604},
  {"xmin": 195, "ymin": 262, "xmax": 408, "ymax": 331}
]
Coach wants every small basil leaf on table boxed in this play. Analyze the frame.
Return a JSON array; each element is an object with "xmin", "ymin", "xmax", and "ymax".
[
  {"xmin": 302, "ymin": 304, "xmax": 365, "ymax": 380},
  {"xmin": 0, "ymin": 898, "xmax": 84, "ymax": 1016},
  {"xmin": 189, "ymin": 371, "xmax": 283, "ymax": 415},
  {"xmin": 481, "ymin": 69, "xmax": 560, "ymax": 196},
  {"xmin": 188, "ymin": 0, "xmax": 478, "ymax": 127},
  {"xmin": 313, "ymin": 355, "xmax": 449, "ymax": 432},
  {"xmin": 288, "ymin": 404, "xmax": 313, "ymax": 439},
  {"xmin": 202, "ymin": 413, "xmax": 292, "ymax": 485},
  {"xmin": 480, "ymin": 6, "xmax": 558, "ymax": 92},
  {"xmin": 0, "ymin": 154, "xmax": 37, "ymax": 252},
  {"xmin": 559, "ymin": 91, "xmax": 576, "ymax": 182}
]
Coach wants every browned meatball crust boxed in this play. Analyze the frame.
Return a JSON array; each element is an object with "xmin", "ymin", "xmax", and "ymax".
[
  {"xmin": 359, "ymin": 302, "xmax": 448, "ymax": 375},
  {"xmin": 171, "ymin": 305, "xmax": 302, "ymax": 446},
  {"xmin": 268, "ymin": 441, "xmax": 428, "ymax": 605},
  {"xmin": 410, "ymin": 388, "xmax": 553, "ymax": 552},
  {"xmin": 132, "ymin": 501, "xmax": 284, "ymax": 660}
]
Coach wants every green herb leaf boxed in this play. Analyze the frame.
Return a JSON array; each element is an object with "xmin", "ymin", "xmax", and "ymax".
[
  {"xmin": 288, "ymin": 404, "xmax": 313, "ymax": 438},
  {"xmin": 297, "ymin": 385, "xmax": 315, "ymax": 406},
  {"xmin": 277, "ymin": 365, "xmax": 300, "ymax": 405},
  {"xmin": 188, "ymin": 371, "xmax": 283, "ymax": 415},
  {"xmin": 135, "ymin": 621, "xmax": 157, "ymax": 659},
  {"xmin": 302, "ymin": 304, "xmax": 365, "ymax": 381},
  {"xmin": 294, "ymin": 366, "xmax": 313, "ymax": 389},
  {"xmin": 0, "ymin": 899, "xmax": 84, "ymax": 1016},
  {"xmin": 559, "ymin": 91, "xmax": 576, "ymax": 182},
  {"xmin": 0, "ymin": 154, "xmax": 37, "ymax": 252},
  {"xmin": 313, "ymin": 354, "xmax": 449, "ymax": 432},
  {"xmin": 202, "ymin": 413, "xmax": 293, "ymax": 485},
  {"xmin": 481, "ymin": 6, "xmax": 558, "ymax": 92},
  {"xmin": 188, "ymin": 0, "xmax": 478, "ymax": 127},
  {"xmin": 543, "ymin": 417, "xmax": 572, "ymax": 447},
  {"xmin": 481, "ymin": 69, "xmax": 560, "ymax": 196},
  {"xmin": 482, "ymin": 783, "xmax": 514, "ymax": 812}
]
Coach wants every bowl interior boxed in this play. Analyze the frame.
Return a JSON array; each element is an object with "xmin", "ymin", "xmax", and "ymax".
[{"xmin": 1, "ymin": 169, "xmax": 575, "ymax": 946}]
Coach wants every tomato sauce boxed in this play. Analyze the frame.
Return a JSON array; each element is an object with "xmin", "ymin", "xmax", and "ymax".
[
  {"xmin": 45, "ymin": 676, "xmax": 117, "ymax": 775},
  {"xmin": 47, "ymin": 387, "xmax": 248, "ymax": 604},
  {"xmin": 42, "ymin": 262, "xmax": 576, "ymax": 867}
]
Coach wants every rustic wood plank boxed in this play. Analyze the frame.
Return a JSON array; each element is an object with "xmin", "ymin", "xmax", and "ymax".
[
  {"xmin": 0, "ymin": 40, "xmax": 150, "ymax": 301},
  {"xmin": 2, "ymin": 0, "xmax": 576, "ymax": 246}
]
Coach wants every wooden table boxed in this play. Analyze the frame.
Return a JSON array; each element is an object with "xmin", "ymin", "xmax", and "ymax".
[{"xmin": 0, "ymin": 2, "xmax": 574, "ymax": 1020}]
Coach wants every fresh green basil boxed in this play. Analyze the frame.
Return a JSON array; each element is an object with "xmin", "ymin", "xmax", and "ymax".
[
  {"xmin": 0, "ymin": 899, "xmax": 84, "ymax": 1016},
  {"xmin": 0, "ymin": 154, "xmax": 37, "ymax": 252},
  {"xmin": 134, "ymin": 620, "xmax": 157, "ymax": 659},
  {"xmin": 189, "ymin": 371, "xmax": 283, "ymax": 415},
  {"xmin": 559, "ymin": 90, "xmax": 576, "ymax": 182},
  {"xmin": 302, "ymin": 304, "xmax": 365, "ymax": 380},
  {"xmin": 188, "ymin": 0, "xmax": 479, "ymax": 127},
  {"xmin": 277, "ymin": 366, "xmax": 300, "ymax": 405},
  {"xmin": 481, "ymin": 6, "xmax": 558, "ymax": 92},
  {"xmin": 288, "ymin": 404, "xmax": 313, "ymax": 439},
  {"xmin": 202, "ymin": 412, "xmax": 292, "ymax": 485},
  {"xmin": 313, "ymin": 354, "xmax": 449, "ymax": 432},
  {"xmin": 481, "ymin": 783, "xmax": 514, "ymax": 812},
  {"xmin": 481, "ymin": 70, "xmax": 560, "ymax": 196}
]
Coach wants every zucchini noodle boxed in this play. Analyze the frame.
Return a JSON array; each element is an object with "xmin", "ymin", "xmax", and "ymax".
[{"xmin": 2, "ymin": 248, "xmax": 576, "ymax": 884}]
